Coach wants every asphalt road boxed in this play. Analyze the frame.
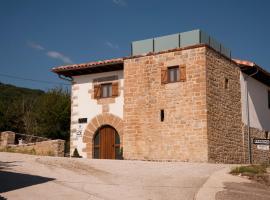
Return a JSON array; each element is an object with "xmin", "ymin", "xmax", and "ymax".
[{"xmin": 0, "ymin": 152, "xmax": 224, "ymax": 200}]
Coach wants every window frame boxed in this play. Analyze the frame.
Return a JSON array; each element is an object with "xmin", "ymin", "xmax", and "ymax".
[
  {"xmin": 167, "ymin": 66, "xmax": 180, "ymax": 83},
  {"xmin": 100, "ymin": 83, "xmax": 112, "ymax": 98}
]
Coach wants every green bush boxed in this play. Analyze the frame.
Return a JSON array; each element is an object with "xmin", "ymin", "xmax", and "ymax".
[{"xmin": 231, "ymin": 164, "xmax": 267, "ymax": 175}]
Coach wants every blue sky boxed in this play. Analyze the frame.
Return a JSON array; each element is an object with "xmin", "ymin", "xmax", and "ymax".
[{"xmin": 0, "ymin": 0, "xmax": 269, "ymax": 90}]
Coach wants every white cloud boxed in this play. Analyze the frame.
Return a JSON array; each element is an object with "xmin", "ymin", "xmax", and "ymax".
[
  {"xmin": 28, "ymin": 42, "xmax": 45, "ymax": 51},
  {"xmin": 105, "ymin": 41, "xmax": 119, "ymax": 50},
  {"xmin": 28, "ymin": 41, "xmax": 73, "ymax": 64},
  {"xmin": 47, "ymin": 51, "xmax": 73, "ymax": 64},
  {"xmin": 112, "ymin": 0, "xmax": 127, "ymax": 6}
]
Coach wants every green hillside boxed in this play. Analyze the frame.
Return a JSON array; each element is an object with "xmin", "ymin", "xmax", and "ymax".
[
  {"xmin": 0, "ymin": 82, "xmax": 44, "ymax": 103},
  {"xmin": 0, "ymin": 82, "xmax": 70, "ymax": 141}
]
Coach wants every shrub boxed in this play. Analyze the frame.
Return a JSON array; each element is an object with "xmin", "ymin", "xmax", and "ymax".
[
  {"xmin": 230, "ymin": 164, "xmax": 268, "ymax": 176},
  {"xmin": 72, "ymin": 148, "xmax": 82, "ymax": 158}
]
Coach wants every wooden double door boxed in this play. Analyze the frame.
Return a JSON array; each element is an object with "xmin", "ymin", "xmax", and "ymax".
[{"xmin": 93, "ymin": 125, "xmax": 121, "ymax": 159}]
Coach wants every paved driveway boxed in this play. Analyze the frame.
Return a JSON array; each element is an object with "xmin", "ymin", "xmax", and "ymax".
[{"xmin": 0, "ymin": 152, "xmax": 224, "ymax": 200}]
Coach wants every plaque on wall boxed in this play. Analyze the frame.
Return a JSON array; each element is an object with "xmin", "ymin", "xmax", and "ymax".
[{"xmin": 78, "ymin": 118, "xmax": 87, "ymax": 124}]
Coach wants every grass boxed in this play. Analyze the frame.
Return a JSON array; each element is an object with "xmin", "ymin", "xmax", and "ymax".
[
  {"xmin": 0, "ymin": 146, "xmax": 36, "ymax": 155},
  {"xmin": 230, "ymin": 165, "xmax": 267, "ymax": 175},
  {"xmin": 230, "ymin": 164, "xmax": 270, "ymax": 186},
  {"xmin": 0, "ymin": 146, "xmax": 58, "ymax": 156}
]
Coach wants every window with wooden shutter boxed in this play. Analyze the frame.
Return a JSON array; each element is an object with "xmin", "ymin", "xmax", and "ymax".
[
  {"xmin": 94, "ymin": 84, "xmax": 101, "ymax": 99},
  {"xmin": 179, "ymin": 65, "xmax": 186, "ymax": 82},
  {"xmin": 112, "ymin": 82, "xmax": 119, "ymax": 97},
  {"xmin": 161, "ymin": 69, "xmax": 168, "ymax": 84}
]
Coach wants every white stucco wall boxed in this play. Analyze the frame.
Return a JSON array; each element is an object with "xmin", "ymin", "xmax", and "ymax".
[
  {"xmin": 240, "ymin": 72, "xmax": 270, "ymax": 131},
  {"xmin": 70, "ymin": 70, "xmax": 124, "ymax": 157}
]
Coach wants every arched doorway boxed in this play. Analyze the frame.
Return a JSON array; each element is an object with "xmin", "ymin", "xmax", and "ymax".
[{"xmin": 93, "ymin": 125, "xmax": 121, "ymax": 159}]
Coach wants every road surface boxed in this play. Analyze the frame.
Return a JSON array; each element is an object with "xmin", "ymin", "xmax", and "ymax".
[{"xmin": 0, "ymin": 152, "xmax": 226, "ymax": 200}]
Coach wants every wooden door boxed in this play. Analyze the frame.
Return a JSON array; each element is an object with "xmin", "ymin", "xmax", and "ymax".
[{"xmin": 100, "ymin": 126, "xmax": 115, "ymax": 159}]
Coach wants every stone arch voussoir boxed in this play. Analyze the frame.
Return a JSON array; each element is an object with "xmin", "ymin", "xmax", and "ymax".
[{"xmin": 82, "ymin": 113, "xmax": 123, "ymax": 158}]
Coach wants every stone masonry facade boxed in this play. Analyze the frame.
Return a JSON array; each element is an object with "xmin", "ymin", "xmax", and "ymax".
[
  {"xmin": 123, "ymin": 46, "xmax": 269, "ymax": 163},
  {"xmin": 206, "ymin": 48, "xmax": 244, "ymax": 163},
  {"xmin": 65, "ymin": 44, "xmax": 269, "ymax": 164},
  {"xmin": 123, "ymin": 47, "xmax": 208, "ymax": 162}
]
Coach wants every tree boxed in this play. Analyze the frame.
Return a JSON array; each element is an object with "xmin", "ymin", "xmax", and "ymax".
[{"xmin": 34, "ymin": 87, "xmax": 70, "ymax": 140}]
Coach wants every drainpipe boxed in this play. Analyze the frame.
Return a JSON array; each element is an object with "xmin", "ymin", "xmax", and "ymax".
[{"xmin": 244, "ymin": 67, "xmax": 259, "ymax": 164}]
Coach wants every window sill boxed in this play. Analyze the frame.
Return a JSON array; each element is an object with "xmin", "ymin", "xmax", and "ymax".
[{"xmin": 163, "ymin": 80, "xmax": 185, "ymax": 84}]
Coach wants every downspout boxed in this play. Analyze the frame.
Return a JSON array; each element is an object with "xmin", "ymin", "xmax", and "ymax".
[{"xmin": 244, "ymin": 67, "xmax": 259, "ymax": 164}]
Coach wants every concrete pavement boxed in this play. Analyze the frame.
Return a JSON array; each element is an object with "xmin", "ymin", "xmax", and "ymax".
[{"xmin": 0, "ymin": 152, "xmax": 225, "ymax": 200}]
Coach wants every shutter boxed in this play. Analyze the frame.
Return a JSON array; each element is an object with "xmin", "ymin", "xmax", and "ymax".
[
  {"xmin": 112, "ymin": 82, "xmax": 119, "ymax": 97},
  {"xmin": 94, "ymin": 84, "xmax": 101, "ymax": 99},
  {"xmin": 179, "ymin": 65, "xmax": 186, "ymax": 82},
  {"xmin": 161, "ymin": 69, "xmax": 168, "ymax": 84}
]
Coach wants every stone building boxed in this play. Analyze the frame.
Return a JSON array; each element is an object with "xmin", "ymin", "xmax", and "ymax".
[{"xmin": 52, "ymin": 30, "xmax": 270, "ymax": 163}]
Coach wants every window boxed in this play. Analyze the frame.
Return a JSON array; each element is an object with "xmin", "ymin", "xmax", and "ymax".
[
  {"xmin": 161, "ymin": 65, "xmax": 186, "ymax": 84},
  {"xmin": 94, "ymin": 81, "xmax": 119, "ymax": 99},
  {"xmin": 168, "ymin": 67, "xmax": 179, "ymax": 83},
  {"xmin": 160, "ymin": 109, "xmax": 164, "ymax": 122},
  {"xmin": 224, "ymin": 78, "xmax": 229, "ymax": 89},
  {"xmin": 101, "ymin": 83, "xmax": 112, "ymax": 98}
]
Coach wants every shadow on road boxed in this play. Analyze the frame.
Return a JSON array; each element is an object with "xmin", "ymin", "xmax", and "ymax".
[
  {"xmin": 216, "ymin": 181, "xmax": 270, "ymax": 200},
  {"xmin": 0, "ymin": 195, "xmax": 7, "ymax": 200},
  {"xmin": 0, "ymin": 161, "xmax": 18, "ymax": 170},
  {"xmin": 0, "ymin": 161, "xmax": 55, "ymax": 194}
]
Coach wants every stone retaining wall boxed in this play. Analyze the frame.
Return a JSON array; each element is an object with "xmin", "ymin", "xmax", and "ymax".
[
  {"xmin": 0, "ymin": 131, "xmax": 65, "ymax": 157},
  {"xmin": 2, "ymin": 140, "xmax": 65, "ymax": 157},
  {"xmin": 0, "ymin": 131, "xmax": 15, "ymax": 146}
]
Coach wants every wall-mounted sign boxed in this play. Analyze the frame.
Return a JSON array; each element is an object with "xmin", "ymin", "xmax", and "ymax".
[
  {"xmin": 253, "ymin": 139, "xmax": 270, "ymax": 145},
  {"xmin": 76, "ymin": 124, "xmax": 82, "ymax": 137},
  {"xmin": 78, "ymin": 118, "xmax": 87, "ymax": 124},
  {"xmin": 257, "ymin": 145, "xmax": 269, "ymax": 151}
]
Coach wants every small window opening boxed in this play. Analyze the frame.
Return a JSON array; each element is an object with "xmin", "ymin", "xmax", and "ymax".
[
  {"xmin": 160, "ymin": 109, "xmax": 164, "ymax": 122},
  {"xmin": 224, "ymin": 78, "xmax": 229, "ymax": 89},
  {"xmin": 265, "ymin": 131, "xmax": 269, "ymax": 139}
]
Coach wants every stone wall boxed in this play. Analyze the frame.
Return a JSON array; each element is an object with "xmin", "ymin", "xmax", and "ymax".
[
  {"xmin": 0, "ymin": 131, "xmax": 65, "ymax": 157},
  {"xmin": 123, "ymin": 46, "xmax": 208, "ymax": 161},
  {"xmin": 242, "ymin": 124, "xmax": 270, "ymax": 164},
  {"xmin": 0, "ymin": 131, "xmax": 15, "ymax": 146},
  {"xmin": 82, "ymin": 113, "xmax": 123, "ymax": 158},
  {"xmin": 2, "ymin": 140, "xmax": 65, "ymax": 157},
  {"xmin": 206, "ymin": 48, "xmax": 244, "ymax": 163}
]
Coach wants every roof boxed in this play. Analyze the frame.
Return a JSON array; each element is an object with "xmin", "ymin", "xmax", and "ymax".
[
  {"xmin": 233, "ymin": 59, "xmax": 270, "ymax": 87},
  {"xmin": 51, "ymin": 44, "xmax": 209, "ymax": 76},
  {"xmin": 51, "ymin": 45, "xmax": 270, "ymax": 87},
  {"xmin": 52, "ymin": 58, "xmax": 124, "ymax": 77}
]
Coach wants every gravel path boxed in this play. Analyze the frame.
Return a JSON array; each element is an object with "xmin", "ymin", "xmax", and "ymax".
[{"xmin": 0, "ymin": 152, "xmax": 224, "ymax": 200}]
